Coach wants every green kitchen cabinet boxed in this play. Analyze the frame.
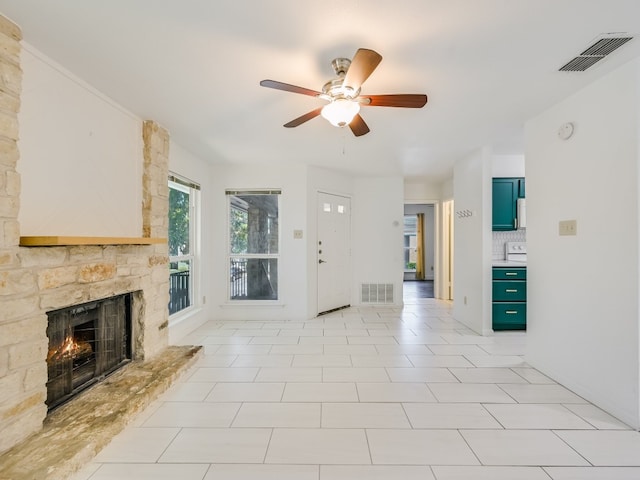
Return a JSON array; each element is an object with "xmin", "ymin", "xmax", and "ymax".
[
  {"xmin": 492, "ymin": 177, "xmax": 525, "ymax": 231},
  {"xmin": 518, "ymin": 178, "xmax": 526, "ymax": 198},
  {"xmin": 492, "ymin": 280, "xmax": 526, "ymax": 302},
  {"xmin": 492, "ymin": 302, "xmax": 527, "ymax": 330},
  {"xmin": 492, "ymin": 266, "xmax": 526, "ymax": 330},
  {"xmin": 492, "ymin": 268, "xmax": 526, "ymax": 280}
]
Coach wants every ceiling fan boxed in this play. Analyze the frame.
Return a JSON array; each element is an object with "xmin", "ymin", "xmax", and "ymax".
[{"xmin": 260, "ymin": 48, "xmax": 428, "ymax": 137}]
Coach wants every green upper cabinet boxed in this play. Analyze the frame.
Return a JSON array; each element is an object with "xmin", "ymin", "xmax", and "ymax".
[{"xmin": 492, "ymin": 177, "xmax": 525, "ymax": 231}]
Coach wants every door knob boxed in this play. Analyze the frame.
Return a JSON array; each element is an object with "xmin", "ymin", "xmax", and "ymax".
[{"xmin": 319, "ymin": 259, "xmax": 326, "ymax": 264}]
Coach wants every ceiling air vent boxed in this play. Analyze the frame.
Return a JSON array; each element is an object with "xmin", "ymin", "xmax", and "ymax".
[{"xmin": 559, "ymin": 34, "xmax": 634, "ymax": 72}]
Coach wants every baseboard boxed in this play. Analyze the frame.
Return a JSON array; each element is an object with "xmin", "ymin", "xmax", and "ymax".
[{"xmin": 169, "ymin": 307, "xmax": 208, "ymax": 344}]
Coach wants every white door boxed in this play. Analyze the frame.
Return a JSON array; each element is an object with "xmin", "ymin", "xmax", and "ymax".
[{"xmin": 317, "ymin": 192, "xmax": 351, "ymax": 314}]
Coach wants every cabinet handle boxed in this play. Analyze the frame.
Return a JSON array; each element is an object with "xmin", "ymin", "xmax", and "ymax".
[
  {"xmin": 505, "ymin": 289, "xmax": 518, "ymax": 293},
  {"xmin": 505, "ymin": 272, "xmax": 518, "ymax": 276},
  {"xmin": 514, "ymin": 218, "xmax": 517, "ymax": 229},
  {"xmin": 505, "ymin": 310, "xmax": 518, "ymax": 314}
]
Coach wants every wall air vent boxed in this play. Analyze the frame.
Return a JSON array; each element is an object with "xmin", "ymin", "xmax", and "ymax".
[
  {"xmin": 361, "ymin": 283, "xmax": 394, "ymax": 304},
  {"xmin": 559, "ymin": 34, "xmax": 633, "ymax": 72}
]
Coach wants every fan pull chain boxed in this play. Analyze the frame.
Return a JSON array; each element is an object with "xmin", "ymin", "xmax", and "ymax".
[{"xmin": 342, "ymin": 130, "xmax": 347, "ymax": 155}]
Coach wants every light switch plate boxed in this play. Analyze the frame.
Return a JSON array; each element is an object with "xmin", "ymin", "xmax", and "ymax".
[
  {"xmin": 559, "ymin": 219, "xmax": 577, "ymax": 236},
  {"xmin": 293, "ymin": 229, "xmax": 303, "ymax": 239}
]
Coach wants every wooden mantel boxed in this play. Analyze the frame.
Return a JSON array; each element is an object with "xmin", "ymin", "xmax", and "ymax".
[{"xmin": 19, "ymin": 236, "xmax": 167, "ymax": 247}]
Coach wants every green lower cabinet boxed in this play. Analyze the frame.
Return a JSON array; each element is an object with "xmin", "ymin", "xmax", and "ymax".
[
  {"xmin": 492, "ymin": 280, "xmax": 526, "ymax": 301},
  {"xmin": 492, "ymin": 266, "xmax": 526, "ymax": 330},
  {"xmin": 492, "ymin": 302, "xmax": 526, "ymax": 330},
  {"xmin": 493, "ymin": 268, "xmax": 526, "ymax": 280}
]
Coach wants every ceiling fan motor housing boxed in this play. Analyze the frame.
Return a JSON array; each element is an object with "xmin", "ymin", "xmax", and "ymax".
[
  {"xmin": 331, "ymin": 57, "xmax": 351, "ymax": 76},
  {"xmin": 323, "ymin": 57, "xmax": 360, "ymax": 100},
  {"xmin": 322, "ymin": 78, "xmax": 359, "ymax": 100}
]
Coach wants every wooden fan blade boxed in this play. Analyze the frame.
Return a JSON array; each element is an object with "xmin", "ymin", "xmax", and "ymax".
[
  {"xmin": 342, "ymin": 48, "xmax": 383, "ymax": 91},
  {"xmin": 362, "ymin": 94, "xmax": 428, "ymax": 108},
  {"xmin": 349, "ymin": 114, "xmax": 370, "ymax": 137},
  {"xmin": 283, "ymin": 107, "xmax": 323, "ymax": 128},
  {"xmin": 260, "ymin": 79, "xmax": 322, "ymax": 97}
]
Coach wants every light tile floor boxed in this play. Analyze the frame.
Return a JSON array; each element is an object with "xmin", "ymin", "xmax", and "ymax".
[{"xmin": 72, "ymin": 300, "xmax": 640, "ymax": 480}]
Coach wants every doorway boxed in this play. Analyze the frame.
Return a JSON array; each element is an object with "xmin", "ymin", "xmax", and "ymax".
[{"xmin": 403, "ymin": 205, "xmax": 435, "ymax": 299}]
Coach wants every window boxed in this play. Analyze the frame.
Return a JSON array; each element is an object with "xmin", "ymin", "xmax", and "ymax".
[
  {"xmin": 404, "ymin": 214, "xmax": 417, "ymax": 271},
  {"xmin": 227, "ymin": 190, "xmax": 280, "ymax": 301},
  {"xmin": 168, "ymin": 175, "xmax": 200, "ymax": 315}
]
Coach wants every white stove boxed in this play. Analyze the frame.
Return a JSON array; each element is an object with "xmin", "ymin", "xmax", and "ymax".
[{"xmin": 505, "ymin": 241, "xmax": 527, "ymax": 263}]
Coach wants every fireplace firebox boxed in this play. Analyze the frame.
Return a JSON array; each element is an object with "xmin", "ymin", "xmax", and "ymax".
[{"xmin": 46, "ymin": 293, "xmax": 133, "ymax": 410}]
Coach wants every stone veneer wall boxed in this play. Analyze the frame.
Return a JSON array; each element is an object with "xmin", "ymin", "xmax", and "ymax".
[{"xmin": 0, "ymin": 16, "xmax": 170, "ymax": 453}]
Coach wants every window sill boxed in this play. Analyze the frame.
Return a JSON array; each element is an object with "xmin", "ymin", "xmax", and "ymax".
[{"xmin": 220, "ymin": 302, "xmax": 285, "ymax": 308}]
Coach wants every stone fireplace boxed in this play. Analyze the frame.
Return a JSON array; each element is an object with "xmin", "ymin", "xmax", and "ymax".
[{"xmin": 0, "ymin": 15, "xmax": 173, "ymax": 454}]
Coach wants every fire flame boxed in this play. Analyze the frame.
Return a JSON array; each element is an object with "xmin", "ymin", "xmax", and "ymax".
[
  {"xmin": 61, "ymin": 335, "xmax": 77, "ymax": 355},
  {"xmin": 47, "ymin": 335, "xmax": 92, "ymax": 362}
]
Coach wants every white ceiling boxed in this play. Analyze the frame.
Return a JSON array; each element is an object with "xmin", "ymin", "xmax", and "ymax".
[{"xmin": 2, "ymin": 1, "xmax": 640, "ymax": 182}]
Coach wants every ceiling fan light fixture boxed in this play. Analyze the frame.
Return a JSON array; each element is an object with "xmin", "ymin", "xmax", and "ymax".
[
  {"xmin": 321, "ymin": 98, "xmax": 360, "ymax": 127},
  {"xmin": 260, "ymin": 47, "xmax": 427, "ymax": 136}
]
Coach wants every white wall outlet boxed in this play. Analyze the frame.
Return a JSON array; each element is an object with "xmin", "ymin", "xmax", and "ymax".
[
  {"xmin": 559, "ymin": 219, "xmax": 577, "ymax": 236},
  {"xmin": 293, "ymin": 229, "xmax": 303, "ymax": 239}
]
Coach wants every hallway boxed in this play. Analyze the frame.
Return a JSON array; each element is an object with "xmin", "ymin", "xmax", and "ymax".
[
  {"xmin": 403, "ymin": 280, "xmax": 435, "ymax": 300},
  {"xmin": 73, "ymin": 301, "xmax": 640, "ymax": 480}
]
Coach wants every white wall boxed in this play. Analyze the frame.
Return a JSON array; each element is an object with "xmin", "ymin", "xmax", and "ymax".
[
  {"xmin": 210, "ymin": 163, "xmax": 309, "ymax": 321},
  {"xmin": 525, "ymin": 58, "xmax": 640, "ymax": 428},
  {"xmin": 18, "ymin": 44, "xmax": 143, "ymax": 237},
  {"xmin": 404, "ymin": 180, "xmax": 441, "ymax": 202},
  {"xmin": 492, "ymin": 154, "xmax": 525, "ymax": 178},
  {"xmin": 352, "ymin": 177, "xmax": 405, "ymax": 306},
  {"xmin": 207, "ymin": 166, "xmax": 406, "ymax": 318},
  {"xmin": 441, "ymin": 178, "xmax": 454, "ymax": 201},
  {"xmin": 167, "ymin": 142, "xmax": 214, "ymax": 342},
  {"xmin": 453, "ymin": 147, "xmax": 493, "ymax": 334}
]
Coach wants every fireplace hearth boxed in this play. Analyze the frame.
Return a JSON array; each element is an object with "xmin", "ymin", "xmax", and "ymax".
[{"xmin": 46, "ymin": 293, "xmax": 133, "ymax": 410}]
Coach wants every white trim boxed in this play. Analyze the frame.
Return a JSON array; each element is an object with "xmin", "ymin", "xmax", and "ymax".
[
  {"xmin": 226, "ymin": 191, "xmax": 281, "ymax": 302},
  {"xmin": 168, "ymin": 178, "xmax": 200, "ymax": 319},
  {"xmin": 317, "ymin": 189, "xmax": 353, "ymax": 200}
]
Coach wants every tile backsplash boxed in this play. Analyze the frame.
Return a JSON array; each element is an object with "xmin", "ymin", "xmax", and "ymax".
[{"xmin": 493, "ymin": 230, "xmax": 526, "ymax": 260}]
